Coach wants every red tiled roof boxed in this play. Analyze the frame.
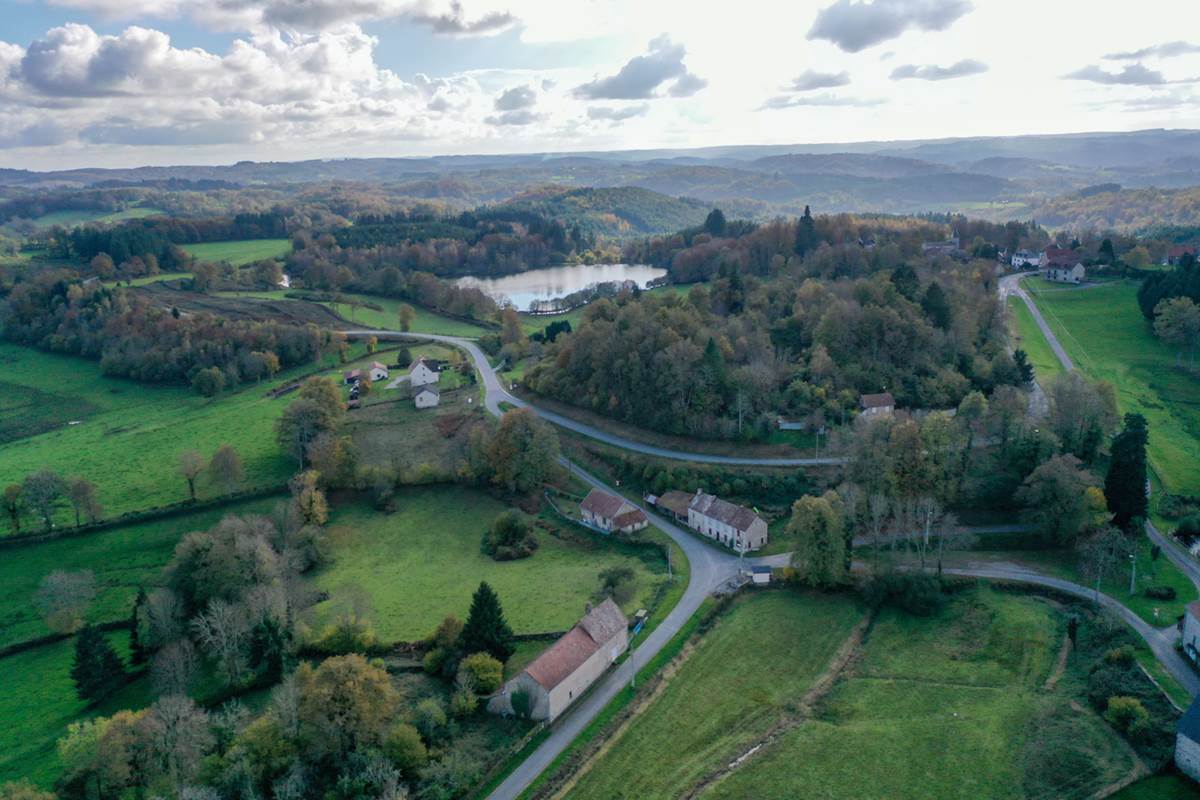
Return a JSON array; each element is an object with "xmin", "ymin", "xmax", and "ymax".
[
  {"xmin": 523, "ymin": 599, "xmax": 626, "ymax": 690},
  {"xmin": 1168, "ymin": 245, "xmax": 1197, "ymax": 259},
  {"xmin": 580, "ymin": 488, "xmax": 630, "ymax": 521},
  {"xmin": 612, "ymin": 509, "xmax": 647, "ymax": 529},
  {"xmin": 656, "ymin": 490, "xmax": 693, "ymax": 517},
  {"xmin": 1042, "ymin": 247, "xmax": 1082, "ymax": 268},
  {"xmin": 860, "ymin": 392, "xmax": 895, "ymax": 410}
]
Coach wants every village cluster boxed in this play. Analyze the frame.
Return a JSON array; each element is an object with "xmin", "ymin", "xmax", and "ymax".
[{"xmin": 343, "ymin": 355, "xmax": 446, "ymax": 409}]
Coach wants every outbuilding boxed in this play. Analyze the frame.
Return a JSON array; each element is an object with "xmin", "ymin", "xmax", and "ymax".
[
  {"xmin": 751, "ymin": 566, "xmax": 772, "ymax": 585},
  {"xmin": 414, "ymin": 385, "xmax": 440, "ymax": 409},
  {"xmin": 487, "ymin": 599, "xmax": 628, "ymax": 722},
  {"xmin": 368, "ymin": 361, "xmax": 389, "ymax": 382},
  {"xmin": 859, "ymin": 392, "xmax": 895, "ymax": 418}
]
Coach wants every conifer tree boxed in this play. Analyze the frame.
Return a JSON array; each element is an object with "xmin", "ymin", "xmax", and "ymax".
[
  {"xmin": 458, "ymin": 582, "xmax": 514, "ymax": 663},
  {"xmin": 71, "ymin": 624, "xmax": 125, "ymax": 703},
  {"xmin": 1105, "ymin": 413, "xmax": 1149, "ymax": 530},
  {"xmin": 129, "ymin": 587, "xmax": 148, "ymax": 665}
]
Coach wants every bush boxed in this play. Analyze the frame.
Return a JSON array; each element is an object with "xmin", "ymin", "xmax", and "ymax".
[
  {"xmin": 510, "ymin": 688, "xmax": 532, "ymax": 720},
  {"xmin": 481, "ymin": 511, "xmax": 538, "ymax": 561},
  {"xmin": 383, "ymin": 723, "xmax": 427, "ymax": 775},
  {"xmin": 1174, "ymin": 514, "xmax": 1200, "ymax": 547},
  {"xmin": 413, "ymin": 698, "xmax": 447, "ymax": 743},
  {"xmin": 860, "ymin": 572, "xmax": 946, "ymax": 617},
  {"xmin": 1104, "ymin": 646, "xmax": 1136, "ymax": 666},
  {"xmin": 1143, "ymin": 586, "xmax": 1177, "ymax": 600},
  {"xmin": 1105, "ymin": 696, "xmax": 1151, "ymax": 739},
  {"xmin": 449, "ymin": 685, "xmax": 479, "ymax": 718},
  {"xmin": 457, "ymin": 652, "xmax": 503, "ymax": 695},
  {"xmin": 309, "ymin": 615, "xmax": 379, "ymax": 655}
]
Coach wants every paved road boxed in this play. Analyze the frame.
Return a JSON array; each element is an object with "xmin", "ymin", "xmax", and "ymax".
[
  {"xmin": 343, "ymin": 329, "xmax": 845, "ymax": 467},
  {"xmin": 1000, "ymin": 272, "xmax": 1075, "ymax": 372}
]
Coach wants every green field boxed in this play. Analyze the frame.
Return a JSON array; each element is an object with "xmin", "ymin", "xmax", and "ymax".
[
  {"xmin": 219, "ymin": 289, "xmax": 491, "ymax": 337},
  {"xmin": 1022, "ymin": 279, "xmax": 1200, "ymax": 494},
  {"xmin": 0, "ymin": 497, "xmax": 279, "ymax": 650},
  {"xmin": 0, "ymin": 342, "xmax": 355, "ymax": 529},
  {"xmin": 32, "ymin": 206, "xmax": 166, "ymax": 229},
  {"xmin": 0, "ymin": 633, "xmax": 151, "ymax": 787},
  {"xmin": 182, "ymin": 239, "xmax": 292, "ymax": 265},
  {"xmin": 305, "ymin": 487, "xmax": 668, "ymax": 642},
  {"xmin": 562, "ymin": 592, "xmax": 866, "ymax": 799},
  {"xmin": 701, "ymin": 589, "xmax": 1133, "ymax": 800},
  {"xmin": 1007, "ymin": 295, "xmax": 1065, "ymax": 383}
]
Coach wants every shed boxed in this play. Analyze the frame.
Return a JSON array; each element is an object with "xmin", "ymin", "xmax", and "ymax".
[
  {"xmin": 414, "ymin": 385, "xmax": 440, "ymax": 409},
  {"xmin": 368, "ymin": 361, "xmax": 389, "ymax": 382},
  {"xmin": 859, "ymin": 392, "xmax": 895, "ymax": 417},
  {"xmin": 751, "ymin": 566, "xmax": 772, "ymax": 585}
]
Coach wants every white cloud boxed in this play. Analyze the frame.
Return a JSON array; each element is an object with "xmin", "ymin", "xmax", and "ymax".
[
  {"xmin": 586, "ymin": 104, "xmax": 648, "ymax": 122},
  {"xmin": 494, "ymin": 83, "xmax": 536, "ymax": 110},
  {"xmin": 787, "ymin": 69, "xmax": 851, "ymax": 91},
  {"xmin": 890, "ymin": 58, "xmax": 987, "ymax": 81},
  {"xmin": 1063, "ymin": 63, "xmax": 1177, "ymax": 86},
  {"xmin": 1105, "ymin": 41, "xmax": 1200, "ymax": 60},
  {"xmin": 808, "ymin": 0, "xmax": 973, "ymax": 52},
  {"xmin": 759, "ymin": 93, "xmax": 883, "ymax": 110},
  {"xmin": 574, "ymin": 35, "xmax": 705, "ymax": 100}
]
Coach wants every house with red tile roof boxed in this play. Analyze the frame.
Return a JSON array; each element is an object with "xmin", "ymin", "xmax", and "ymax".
[
  {"xmin": 579, "ymin": 488, "xmax": 647, "ymax": 534},
  {"xmin": 487, "ymin": 598, "xmax": 628, "ymax": 722}
]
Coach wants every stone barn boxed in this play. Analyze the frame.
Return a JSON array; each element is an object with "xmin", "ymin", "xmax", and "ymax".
[{"xmin": 488, "ymin": 599, "xmax": 628, "ymax": 723}]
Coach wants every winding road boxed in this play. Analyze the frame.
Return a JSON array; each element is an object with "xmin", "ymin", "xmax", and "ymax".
[{"xmin": 345, "ymin": 292, "xmax": 1200, "ymax": 798}]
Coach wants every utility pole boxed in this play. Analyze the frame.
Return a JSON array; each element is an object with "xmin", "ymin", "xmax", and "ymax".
[{"xmin": 1129, "ymin": 552, "xmax": 1137, "ymax": 596}]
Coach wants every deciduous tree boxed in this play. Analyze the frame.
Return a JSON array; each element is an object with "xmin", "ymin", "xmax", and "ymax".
[
  {"xmin": 178, "ymin": 450, "xmax": 205, "ymax": 502},
  {"xmin": 3, "ymin": 483, "xmax": 22, "ymax": 534},
  {"xmin": 208, "ymin": 444, "xmax": 244, "ymax": 497},
  {"xmin": 23, "ymin": 469, "xmax": 65, "ymax": 530},
  {"xmin": 67, "ymin": 477, "xmax": 103, "ymax": 527},
  {"xmin": 296, "ymin": 655, "xmax": 399, "ymax": 759},
  {"xmin": 787, "ymin": 494, "xmax": 847, "ymax": 588},
  {"xmin": 1017, "ymin": 454, "xmax": 1107, "ymax": 545},
  {"xmin": 34, "ymin": 569, "xmax": 96, "ymax": 634}
]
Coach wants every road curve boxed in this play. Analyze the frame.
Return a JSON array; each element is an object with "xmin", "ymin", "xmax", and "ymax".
[{"xmin": 341, "ymin": 329, "xmax": 846, "ymax": 467}]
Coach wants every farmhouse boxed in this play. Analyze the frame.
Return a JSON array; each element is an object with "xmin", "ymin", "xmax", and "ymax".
[
  {"xmin": 580, "ymin": 488, "xmax": 648, "ymax": 534},
  {"xmin": 859, "ymin": 392, "xmax": 895, "ymax": 418},
  {"xmin": 343, "ymin": 369, "xmax": 362, "ymax": 385},
  {"xmin": 1177, "ymin": 697, "xmax": 1200, "ymax": 783},
  {"xmin": 688, "ymin": 490, "xmax": 768, "ymax": 551},
  {"xmin": 1041, "ymin": 247, "xmax": 1086, "ymax": 284},
  {"xmin": 1182, "ymin": 602, "xmax": 1200, "ymax": 666},
  {"xmin": 487, "ymin": 599, "xmax": 628, "ymax": 722},
  {"xmin": 368, "ymin": 361, "xmax": 389, "ymax": 382},
  {"xmin": 1165, "ymin": 245, "xmax": 1198, "ymax": 266},
  {"xmin": 410, "ymin": 357, "xmax": 440, "ymax": 387},
  {"xmin": 922, "ymin": 230, "xmax": 961, "ymax": 256},
  {"xmin": 414, "ymin": 385, "xmax": 440, "ymax": 409},
  {"xmin": 1011, "ymin": 249, "xmax": 1041, "ymax": 268}
]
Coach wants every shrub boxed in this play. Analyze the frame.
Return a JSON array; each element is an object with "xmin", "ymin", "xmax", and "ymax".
[
  {"xmin": 597, "ymin": 566, "xmax": 638, "ymax": 606},
  {"xmin": 1174, "ymin": 515, "xmax": 1200, "ymax": 547},
  {"xmin": 1104, "ymin": 646, "xmax": 1136, "ymax": 665},
  {"xmin": 310, "ymin": 615, "xmax": 378, "ymax": 655},
  {"xmin": 383, "ymin": 723, "xmax": 427, "ymax": 775},
  {"xmin": 449, "ymin": 686, "xmax": 479, "ymax": 718},
  {"xmin": 457, "ymin": 652, "xmax": 503, "ymax": 695},
  {"xmin": 510, "ymin": 688, "xmax": 532, "ymax": 720},
  {"xmin": 860, "ymin": 573, "xmax": 946, "ymax": 617},
  {"xmin": 413, "ymin": 699, "xmax": 447, "ymax": 743},
  {"xmin": 1143, "ymin": 586, "xmax": 1177, "ymax": 600},
  {"xmin": 1104, "ymin": 696, "xmax": 1150, "ymax": 739},
  {"xmin": 481, "ymin": 511, "xmax": 538, "ymax": 561}
]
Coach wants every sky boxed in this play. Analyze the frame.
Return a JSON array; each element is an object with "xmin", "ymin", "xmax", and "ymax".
[{"xmin": 0, "ymin": 0, "xmax": 1198, "ymax": 170}]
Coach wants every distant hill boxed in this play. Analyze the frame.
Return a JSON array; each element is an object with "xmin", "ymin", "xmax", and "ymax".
[
  {"xmin": 1026, "ymin": 185, "xmax": 1200, "ymax": 232},
  {"xmin": 492, "ymin": 186, "xmax": 714, "ymax": 238}
]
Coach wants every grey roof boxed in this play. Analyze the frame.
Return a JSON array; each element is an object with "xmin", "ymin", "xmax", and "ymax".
[
  {"xmin": 415, "ymin": 384, "xmax": 440, "ymax": 397},
  {"xmin": 1180, "ymin": 697, "xmax": 1200, "ymax": 741},
  {"xmin": 690, "ymin": 492, "xmax": 761, "ymax": 532},
  {"xmin": 579, "ymin": 598, "xmax": 627, "ymax": 644},
  {"xmin": 751, "ymin": 566, "xmax": 772, "ymax": 574}
]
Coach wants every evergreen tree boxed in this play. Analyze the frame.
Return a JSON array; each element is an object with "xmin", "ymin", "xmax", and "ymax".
[
  {"xmin": 1013, "ymin": 350, "xmax": 1035, "ymax": 384},
  {"xmin": 247, "ymin": 617, "xmax": 291, "ymax": 684},
  {"xmin": 920, "ymin": 282, "xmax": 953, "ymax": 329},
  {"xmin": 1099, "ymin": 238, "xmax": 1116, "ymax": 264},
  {"xmin": 71, "ymin": 624, "xmax": 125, "ymax": 703},
  {"xmin": 794, "ymin": 205, "xmax": 817, "ymax": 257},
  {"xmin": 1105, "ymin": 413, "xmax": 1149, "ymax": 530},
  {"xmin": 458, "ymin": 582, "xmax": 514, "ymax": 663},
  {"xmin": 890, "ymin": 263, "xmax": 919, "ymax": 301},
  {"xmin": 701, "ymin": 337, "xmax": 729, "ymax": 397},
  {"xmin": 703, "ymin": 208, "xmax": 727, "ymax": 237},
  {"xmin": 129, "ymin": 587, "xmax": 148, "ymax": 665}
]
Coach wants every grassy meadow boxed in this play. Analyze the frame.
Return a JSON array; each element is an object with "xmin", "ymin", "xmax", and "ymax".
[
  {"xmin": 305, "ymin": 487, "xmax": 668, "ymax": 642},
  {"xmin": 0, "ymin": 341, "xmax": 370, "ymax": 530},
  {"xmin": 699, "ymin": 589, "xmax": 1134, "ymax": 800},
  {"xmin": 182, "ymin": 239, "xmax": 292, "ymax": 265},
  {"xmin": 1021, "ymin": 278, "xmax": 1200, "ymax": 494},
  {"xmin": 1007, "ymin": 295, "xmax": 1066, "ymax": 383},
  {"xmin": 31, "ymin": 206, "xmax": 166, "ymax": 229},
  {"xmin": 562, "ymin": 591, "xmax": 866, "ymax": 800},
  {"xmin": 217, "ymin": 289, "xmax": 492, "ymax": 337}
]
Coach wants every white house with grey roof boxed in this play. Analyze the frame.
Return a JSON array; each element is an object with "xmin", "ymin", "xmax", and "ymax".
[
  {"xmin": 487, "ymin": 598, "xmax": 627, "ymax": 723},
  {"xmin": 650, "ymin": 489, "xmax": 767, "ymax": 551}
]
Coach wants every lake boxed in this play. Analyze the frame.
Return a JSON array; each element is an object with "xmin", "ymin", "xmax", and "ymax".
[{"xmin": 456, "ymin": 263, "xmax": 667, "ymax": 311}]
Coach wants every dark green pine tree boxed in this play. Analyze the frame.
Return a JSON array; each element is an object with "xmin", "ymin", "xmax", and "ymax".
[
  {"xmin": 71, "ymin": 624, "xmax": 125, "ymax": 704},
  {"xmin": 1105, "ymin": 413, "xmax": 1149, "ymax": 530},
  {"xmin": 890, "ymin": 263, "xmax": 920, "ymax": 301},
  {"xmin": 703, "ymin": 208, "xmax": 727, "ymax": 237},
  {"xmin": 701, "ymin": 337, "xmax": 729, "ymax": 396},
  {"xmin": 1013, "ymin": 350, "xmax": 1035, "ymax": 385},
  {"xmin": 920, "ymin": 281, "xmax": 953, "ymax": 330},
  {"xmin": 794, "ymin": 205, "xmax": 817, "ymax": 257},
  {"xmin": 129, "ymin": 587, "xmax": 148, "ymax": 665},
  {"xmin": 458, "ymin": 581, "xmax": 514, "ymax": 662}
]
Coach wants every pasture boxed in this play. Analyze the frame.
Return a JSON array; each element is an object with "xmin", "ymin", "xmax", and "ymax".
[
  {"xmin": 218, "ymin": 289, "xmax": 492, "ymax": 337},
  {"xmin": 1006, "ymin": 295, "xmax": 1065, "ymax": 383},
  {"xmin": 701, "ymin": 589, "xmax": 1134, "ymax": 800},
  {"xmin": 31, "ymin": 206, "xmax": 166, "ymax": 229},
  {"xmin": 0, "ymin": 633, "xmax": 151, "ymax": 788},
  {"xmin": 561, "ymin": 592, "xmax": 866, "ymax": 800},
  {"xmin": 0, "ymin": 342, "xmax": 360, "ymax": 530},
  {"xmin": 1022, "ymin": 278, "xmax": 1200, "ymax": 494},
  {"xmin": 304, "ymin": 487, "xmax": 668, "ymax": 642},
  {"xmin": 182, "ymin": 238, "xmax": 292, "ymax": 265},
  {"xmin": 0, "ymin": 497, "xmax": 280, "ymax": 650}
]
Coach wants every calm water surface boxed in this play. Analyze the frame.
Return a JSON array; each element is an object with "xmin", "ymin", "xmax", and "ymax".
[{"xmin": 456, "ymin": 263, "xmax": 667, "ymax": 310}]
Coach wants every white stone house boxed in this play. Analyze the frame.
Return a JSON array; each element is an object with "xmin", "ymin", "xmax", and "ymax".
[
  {"xmin": 488, "ymin": 599, "xmax": 628, "ymax": 722},
  {"xmin": 368, "ymin": 361, "xmax": 389, "ymax": 382},
  {"xmin": 414, "ymin": 385, "xmax": 440, "ymax": 409},
  {"xmin": 1011, "ymin": 249, "xmax": 1041, "ymax": 268},
  {"xmin": 410, "ymin": 357, "xmax": 440, "ymax": 387},
  {"xmin": 1042, "ymin": 247, "xmax": 1086, "ymax": 284},
  {"xmin": 859, "ymin": 392, "xmax": 895, "ymax": 418},
  {"xmin": 687, "ymin": 490, "xmax": 769, "ymax": 551},
  {"xmin": 1177, "ymin": 697, "xmax": 1200, "ymax": 783},
  {"xmin": 579, "ymin": 488, "xmax": 648, "ymax": 534}
]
